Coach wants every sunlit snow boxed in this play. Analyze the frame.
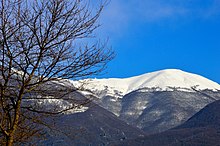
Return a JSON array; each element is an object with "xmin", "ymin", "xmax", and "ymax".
[{"xmin": 71, "ymin": 69, "xmax": 220, "ymax": 98}]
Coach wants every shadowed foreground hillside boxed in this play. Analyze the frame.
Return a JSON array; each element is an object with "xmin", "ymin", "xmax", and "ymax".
[{"xmin": 37, "ymin": 103, "xmax": 145, "ymax": 146}]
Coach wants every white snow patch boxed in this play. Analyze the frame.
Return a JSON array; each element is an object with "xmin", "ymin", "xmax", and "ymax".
[{"xmin": 28, "ymin": 96, "xmax": 88, "ymax": 114}]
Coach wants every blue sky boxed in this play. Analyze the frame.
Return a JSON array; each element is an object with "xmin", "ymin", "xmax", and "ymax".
[{"xmin": 95, "ymin": 0, "xmax": 220, "ymax": 83}]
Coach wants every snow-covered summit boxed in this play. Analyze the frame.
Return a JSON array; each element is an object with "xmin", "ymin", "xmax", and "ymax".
[{"xmin": 71, "ymin": 69, "xmax": 220, "ymax": 98}]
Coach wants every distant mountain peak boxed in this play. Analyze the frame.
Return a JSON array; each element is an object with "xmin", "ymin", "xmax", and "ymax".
[
  {"xmin": 71, "ymin": 69, "xmax": 220, "ymax": 98},
  {"xmin": 131, "ymin": 69, "xmax": 220, "ymax": 91}
]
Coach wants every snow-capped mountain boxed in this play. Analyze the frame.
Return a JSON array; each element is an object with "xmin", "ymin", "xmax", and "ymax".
[
  {"xmin": 70, "ymin": 69, "xmax": 220, "ymax": 134},
  {"xmin": 18, "ymin": 69, "xmax": 220, "ymax": 145},
  {"xmin": 72, "ymin": 69, "xmax": 220, "ymax": 99}
]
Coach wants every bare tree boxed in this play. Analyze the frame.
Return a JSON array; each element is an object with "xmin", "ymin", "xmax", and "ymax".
[{"xmin": 0, "ymin": 0, "xmax": 113, "ymax": 145}]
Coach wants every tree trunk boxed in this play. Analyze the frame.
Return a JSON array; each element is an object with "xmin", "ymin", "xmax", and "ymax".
[{"xmin": 6, "ymin": 135, "xmax": 13, "ymax": 146}]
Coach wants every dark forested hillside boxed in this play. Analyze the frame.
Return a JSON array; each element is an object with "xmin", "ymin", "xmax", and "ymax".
[{"xmin": 117, "ymin": 100, "xmax": 220, "ymax": 146}]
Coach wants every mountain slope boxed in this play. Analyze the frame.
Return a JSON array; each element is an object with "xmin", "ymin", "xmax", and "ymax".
[
  {"xmin": 4, "ymin": 79, "xmax": 145, "ymax": 146},
  {"xmin": 118, "ymin": 100, "xmax": 220, "ymax": 146},
  {"xmin": 37, "ymin": 103, "xmax": 145, "ymax": 146},
  {"xmin": 119, "ymin": 89, "xmax": 220, "ymax": 134},
  {"xmin": 175, "ymin": 99, "xmax": 220, "ymax": 129}
]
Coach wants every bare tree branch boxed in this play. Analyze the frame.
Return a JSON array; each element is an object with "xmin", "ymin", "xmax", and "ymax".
[{"xmin": 0, "ymin": 0, "xmax": 113, "ymax": 145}]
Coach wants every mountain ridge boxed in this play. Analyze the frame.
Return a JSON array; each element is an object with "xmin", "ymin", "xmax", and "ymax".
[{"xmin": 71, "ymin": 69, "xmax": 220, "ymax": 99}]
